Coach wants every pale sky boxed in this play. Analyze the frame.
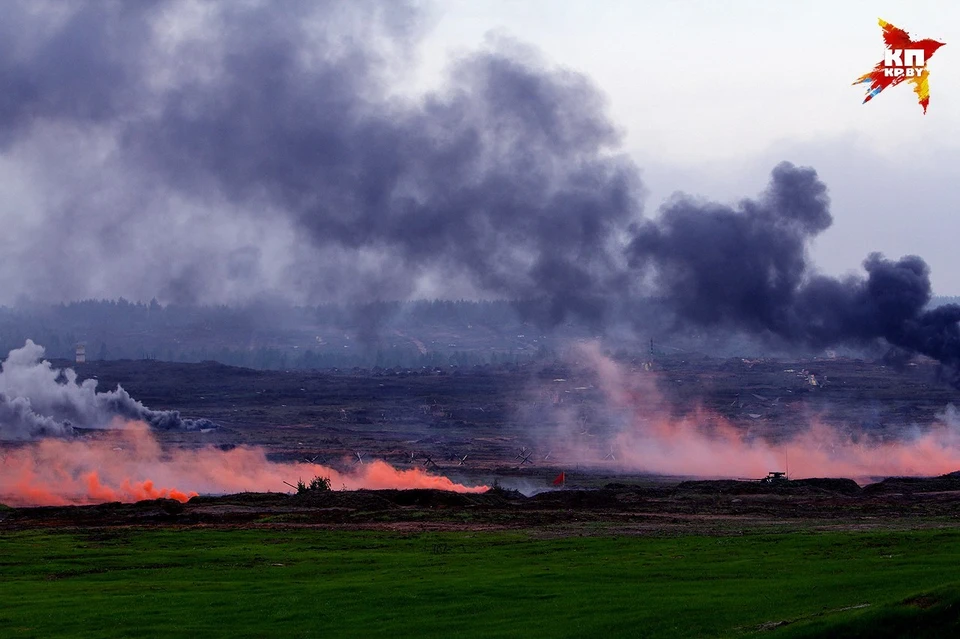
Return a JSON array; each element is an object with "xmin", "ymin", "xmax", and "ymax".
[{"xmin": 416, "ymin": 0, "xmax": 960, "ymax": 292}]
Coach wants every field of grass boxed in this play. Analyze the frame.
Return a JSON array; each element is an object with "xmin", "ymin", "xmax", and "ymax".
[{"xmin": 1, "ymin": 527, "xmax": 959, "ymax": 638}]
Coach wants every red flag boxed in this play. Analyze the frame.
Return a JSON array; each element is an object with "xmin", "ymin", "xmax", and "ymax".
[{"xmin": 552, "ymin": 472, "xmax": 565, "ymax": 486}]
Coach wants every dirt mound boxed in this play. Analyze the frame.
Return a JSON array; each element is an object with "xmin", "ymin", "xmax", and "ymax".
[
  {"xmin": 675, "ymin": 480, "xmax": 776, "ymax": 495},
  {"xmin": 674, "ymin": 478, "xmax": 861, "ymax": 496},
  {"xmin": 288, "ymin": 490, "xmax": 402, "ymax": 511},
  {"xmin": 372, "ymin": 488, "xmax": 515, "ymax": 509},
  {"xmin": 188, "ymin": 492, "xmax": 288, "ymax": 506},
  {"xmin": 7, "ymin": 475, "xmax": 960, "ymax": 531},
  {"xmin": 791, "ymin": 478, "xmax": 861, "ymax": 495},
  {"xmin": 529, "ymin": 488, "xmax": 637, "ymax": 509},
  {"xmin": 4, "ymin": 498, "xmax": 186, "ymax": 526},
  {"xmin": 289, "ymin": 488, "xmax": 518, "ymax": 510},
  {"xmin": 863, "ymin": 473, "xmax": 960, "ymax": 495}
]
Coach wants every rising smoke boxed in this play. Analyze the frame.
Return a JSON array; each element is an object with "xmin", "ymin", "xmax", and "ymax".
[
  {"xmin": 628, "ymin": 163, "xmax": 960, "ymax": 380},
  {"xmin": 534, "ymin": 343, "xmax": 960, "ymax": 481},
  {"xmin": 0, "ymin": 340, "xmax": 211, "ymax": 440},
  {"xmin": 0, "ymin": 338, "xmax": 488, "ymax": 505},
  {"xmin": 0, "ymin": 1, "xmax": 958, "ymax": 374},
  {"xmin": 0, "ymin": 0, "xmax": 638, "ymax": 328}
]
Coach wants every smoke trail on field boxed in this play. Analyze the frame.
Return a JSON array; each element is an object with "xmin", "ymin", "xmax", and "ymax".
[
  {"xmin": 0, "ymin": 421, "xmax": 487, "ymax": 507},
  {"xmin": 530, "ymin": 343, "xmax": 960, "ymax": 482},
  {"xmin": 0, "ymin": 340, "xmax": 211, "ymax": 440},
  {"xmin": 0, "ymin": 337, "xmax": 488, "ymax": 505}
]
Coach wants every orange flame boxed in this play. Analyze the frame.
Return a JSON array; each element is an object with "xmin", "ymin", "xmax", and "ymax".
[{"xmin": 0, "ymin": 421, "xmax": 486, "ymax": 507}]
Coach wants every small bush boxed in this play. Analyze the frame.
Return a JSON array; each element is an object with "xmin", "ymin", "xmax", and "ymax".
[
  {"xmin": 293, "ymin": 476, "xmax": 331, "ymax": 494},
  {"xmin": 308, "ymin": 476, "xmax": 331, "ymax": 492},
  {"xmin": 488, "ymin": 478, "xmax": 509, "ymax": 495}
]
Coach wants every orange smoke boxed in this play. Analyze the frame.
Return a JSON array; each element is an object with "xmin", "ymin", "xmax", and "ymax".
[
  {"xmin": 560, "ymin": 344, "xmax": 960, "ymax": 482},
  {"xmin": 609, "ymin": 410, "xmax": 960, "ymax": 481},
  {"xmin": 0, "ymin": 421, "xmax": 486, "ymax": 507}
]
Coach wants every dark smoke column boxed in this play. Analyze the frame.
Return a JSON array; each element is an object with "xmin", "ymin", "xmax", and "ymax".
[
  {"xmin": 0, "ymin": 1, "xmax": 643, "ymax": 324},
  {"xmin": 118, "ymin": 3, "xmax": 643, "ymax": 325},
  {"xmin": 627, "ymin": 162, "xmax": 960, "ymax": 383}
]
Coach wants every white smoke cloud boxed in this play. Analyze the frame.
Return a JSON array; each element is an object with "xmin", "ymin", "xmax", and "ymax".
[{"xmin": 0, "ymin": 340, "xmax": 210, "ymax": 440}]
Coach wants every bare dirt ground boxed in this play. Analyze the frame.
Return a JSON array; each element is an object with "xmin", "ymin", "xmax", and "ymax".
[{"xmin": 54, "ymin": 353, "xmax": 960, "ymax": 474}]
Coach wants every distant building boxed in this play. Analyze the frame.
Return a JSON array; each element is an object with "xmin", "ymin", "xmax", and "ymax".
[{"xmin": 75, "ymin": 343, "xmax": 86, "ymax": 364}]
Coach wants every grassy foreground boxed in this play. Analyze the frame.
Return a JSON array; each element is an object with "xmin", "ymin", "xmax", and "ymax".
[{"xmin": 1, "ymin": 527, "xmax": 959, "ymax": 638}]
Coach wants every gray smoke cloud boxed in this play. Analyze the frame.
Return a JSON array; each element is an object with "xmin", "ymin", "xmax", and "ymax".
[
  {"xmin": 1, "ymin": 2, "xmax": 960, "ymax": 378},
  {"xmin": 0, "ymin": 340, "xmax": 212, "ymax": 440},
  {"xmin": 0, "ymin": 0, "xmax": 639, "ymax": 327}
]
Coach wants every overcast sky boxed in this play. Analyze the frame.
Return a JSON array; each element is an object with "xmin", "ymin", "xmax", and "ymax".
[{"xmin": 418, "ymin": 0, "xmax": 959, "ymax": 292}]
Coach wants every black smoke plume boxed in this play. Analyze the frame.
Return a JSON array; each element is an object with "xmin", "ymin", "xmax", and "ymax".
[{"xmin": 628, "ymin": 162, "xmax": 960, "ymax": 381}]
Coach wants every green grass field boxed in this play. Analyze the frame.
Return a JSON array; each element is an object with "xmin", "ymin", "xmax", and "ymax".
[{"xmin": 1, "ymin": 527, "xmax": 959, "ymax": 638}]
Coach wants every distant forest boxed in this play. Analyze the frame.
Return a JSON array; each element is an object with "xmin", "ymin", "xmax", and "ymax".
[{"xmin": 2, "ymin": 296, "xmax": 957, "ymax": 370}]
